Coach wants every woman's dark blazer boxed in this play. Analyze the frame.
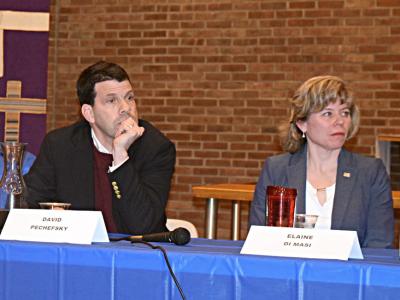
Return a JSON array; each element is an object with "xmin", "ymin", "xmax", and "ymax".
[{"xmin": 250, "ymin": 145, "xmax": 394, "ymax": 248}]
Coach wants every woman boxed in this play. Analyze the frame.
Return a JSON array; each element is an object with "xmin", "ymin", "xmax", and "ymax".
[{"xmin": 249, "ymin": 75, "xmax": 394, "ymax": 248}]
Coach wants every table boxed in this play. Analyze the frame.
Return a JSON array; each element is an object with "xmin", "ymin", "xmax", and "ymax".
[
  {"xmin": 193, "ymin": 183, "xmax": 400, "ymax": 240},
  {"xmin": 192, "ymin": 183, "xmax": 255, "ymax": 240},
  {"xmin": 0, "ymin": 238, "xmax": 399, "ymax": 299}
]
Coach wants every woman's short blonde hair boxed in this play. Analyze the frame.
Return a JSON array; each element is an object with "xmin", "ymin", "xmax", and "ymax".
[{"xmin": 280, "ymin": 75, "xmax": 360, "ymax": 153}]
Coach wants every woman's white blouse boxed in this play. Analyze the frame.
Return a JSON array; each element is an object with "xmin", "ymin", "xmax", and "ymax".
[{"xmin": 305, "ymin": 180, "xmax": 336, "ymax": 229}]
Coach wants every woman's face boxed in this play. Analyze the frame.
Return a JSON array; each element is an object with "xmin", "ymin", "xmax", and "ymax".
[{"xmin": 297, "ymin": 100, "xmax": 352, "ymax": 152}]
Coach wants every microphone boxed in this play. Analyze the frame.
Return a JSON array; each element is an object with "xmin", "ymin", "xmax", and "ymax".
[{"xmin": 128, "ymin": 227, "xmax": 191, "ymax": 245}]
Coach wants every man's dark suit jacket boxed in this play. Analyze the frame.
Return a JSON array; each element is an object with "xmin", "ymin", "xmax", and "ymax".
[
  {"xmin": 25, "ymin": 120, "xmax": 176, "ymax": 235},
  {"xmin": 249, "ymin": 145, "xmax": 394, "ymax": 248}
]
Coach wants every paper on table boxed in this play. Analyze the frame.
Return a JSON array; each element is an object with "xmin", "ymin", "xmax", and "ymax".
[
  {"xmin": 0, "ymin": 209, "xmax": 109, "ymax": 245},
  {"xmin": 241, "ymin": 225, "xmax": 363, "ymax": 261}
]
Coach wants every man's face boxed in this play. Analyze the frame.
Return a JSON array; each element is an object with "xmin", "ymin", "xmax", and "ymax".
[{"xmin": 85, "ymin": 79, "xmax": 138, "ymax": 143}]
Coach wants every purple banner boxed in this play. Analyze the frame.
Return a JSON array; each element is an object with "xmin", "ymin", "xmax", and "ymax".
[
  {"xmin": 0, "ymin": 31, "xmax": 49, "ymax": 99},
  {"xmin": 20, "ymin": 114, "xmax": 46, "ymax": 156},
  {"xmin": 0, "ymin": 1, "xmax": 50, "ymax": 12},
  {"xmin": 0, "ymin": 1, "xmax": 50, "ymax": 156}
]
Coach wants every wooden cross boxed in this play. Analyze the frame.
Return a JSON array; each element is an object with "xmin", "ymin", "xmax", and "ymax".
[{"xmin": 0, "ymin": 80, "xmax": 46, "ymax": 142}]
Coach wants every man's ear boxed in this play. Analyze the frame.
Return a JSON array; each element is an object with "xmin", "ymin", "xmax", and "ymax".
[
  {"xmin": 296, "ymin": 120, "xmax": 306, "ymax": 133},
  {"xmin": 81, "ymin": 104, "xmax": 95, "ymax": 123}
]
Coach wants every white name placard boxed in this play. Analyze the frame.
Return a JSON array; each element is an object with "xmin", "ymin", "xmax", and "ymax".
[
  {"xmin": 241, "ymin": 225, "xmax": 363, "ymax": 261},
  {"xmin": 0, "ymin": 209, "xmax": 109, "ymax": 245}
]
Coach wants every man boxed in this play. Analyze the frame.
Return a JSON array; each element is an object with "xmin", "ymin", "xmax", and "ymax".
[{"xmin": 25, "ymin": 61, "xmax": 176, "ymax": 234}]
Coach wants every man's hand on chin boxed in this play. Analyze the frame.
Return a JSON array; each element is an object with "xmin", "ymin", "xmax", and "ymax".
[{"xmin": 113, "ymin": 119, "xmax": 145, "ymax": 165}]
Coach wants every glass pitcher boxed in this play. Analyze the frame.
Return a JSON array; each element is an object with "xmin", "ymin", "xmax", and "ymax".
[{"xmin": 0, "ymin": 142, "xmax": 27, "ymax": 209}]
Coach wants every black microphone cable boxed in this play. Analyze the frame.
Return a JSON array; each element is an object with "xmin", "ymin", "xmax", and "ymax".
[
  {"xmin": 110, "ymin": 232, "xmax": 187, "ymax": 300},
  {"xmin": 132, "ymin": 240, "xmax": 186, "ymax": 300}
]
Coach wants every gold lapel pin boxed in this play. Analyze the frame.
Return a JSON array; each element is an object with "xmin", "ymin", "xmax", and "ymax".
[{"xmin": 343, "ymin": 172, "xmax": 351, "ymax": 178}]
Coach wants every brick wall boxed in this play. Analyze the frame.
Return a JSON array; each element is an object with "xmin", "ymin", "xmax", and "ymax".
[{"xmin": 47, "ymin": 0, "xmax": 400, "ymax": 240}]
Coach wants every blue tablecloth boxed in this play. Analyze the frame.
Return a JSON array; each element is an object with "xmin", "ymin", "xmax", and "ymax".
[{"xmin": 0, "ymin": 237, "xmax": 399, "ymax": 299}]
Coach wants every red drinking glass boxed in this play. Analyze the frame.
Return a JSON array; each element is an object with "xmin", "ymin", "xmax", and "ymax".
[{"xmin": 266, "ymin": 185, "xmax": 297, "ymax": 227}]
